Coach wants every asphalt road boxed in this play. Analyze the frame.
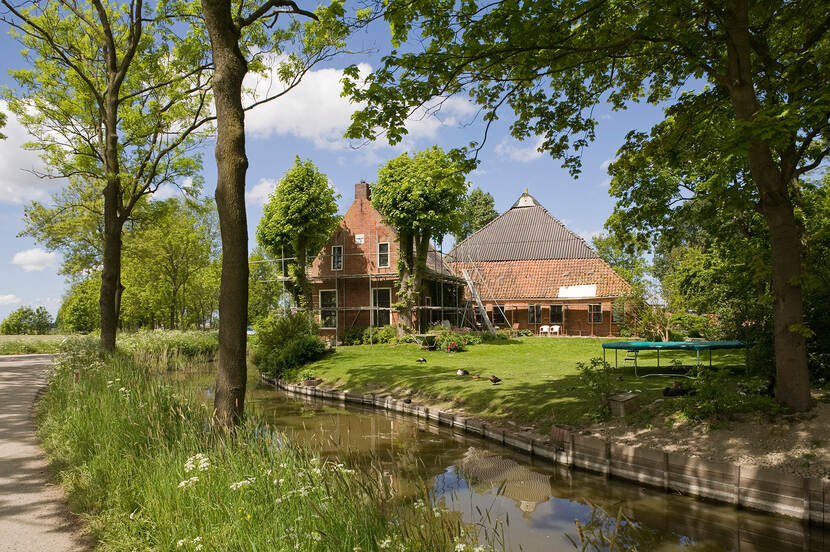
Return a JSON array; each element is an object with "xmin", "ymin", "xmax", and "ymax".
[{"xmin": 0, "ymin": 355, "xmax": 91, "ymax": 551}]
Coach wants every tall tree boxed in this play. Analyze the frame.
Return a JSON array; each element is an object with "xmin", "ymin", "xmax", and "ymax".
[
  {"xmin": 344, "ymin": 1, "xmax": 830, "ymax": 411},
  {"xmin": 591, "ymin": 232, "xmax": 649, "ymax": 286},
  {"xmin": 200, "ymin": 0, "xmax": 350, "ymax": 425},
  {"xmin": 256, "ymin": 157, "xmax": 340, "ymax": 310},
  {"xmin": 3, "ymin": 0, "xmax": 213, "ymax": 351},
  {"xmin": 372, "ymin": 146, "xmax": 468, "ymax": 334},
  {"xmin": 453, "ymin": 187, "xmax": 498, "ymax": 243}
]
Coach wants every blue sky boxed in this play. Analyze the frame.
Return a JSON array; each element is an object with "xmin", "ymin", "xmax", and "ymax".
[{"xmin": 0, "ymin": 11, "xmax": 667, "ymax": 320}]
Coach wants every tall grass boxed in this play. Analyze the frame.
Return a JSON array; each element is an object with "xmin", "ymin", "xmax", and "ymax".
[
  {"xmin": 118, "ymin": 330, "xmax": 219, "ymax": 370},
  {"xmin": 38, "ymin": 337, "xmax": 492, "ymax": 551},
  {"xmin": 0, "ymin": 334, "xmax": 69, "ymax": 354}
]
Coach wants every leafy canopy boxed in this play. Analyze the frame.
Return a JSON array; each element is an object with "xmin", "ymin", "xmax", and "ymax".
[{"xmin": 453, "ymin": 187, "xmax": 498, "ymax": 243}]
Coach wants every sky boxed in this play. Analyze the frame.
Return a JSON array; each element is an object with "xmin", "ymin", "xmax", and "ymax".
[{"xmin": 0, "ymin": 7, "xmax": 668, "ymax": 320}]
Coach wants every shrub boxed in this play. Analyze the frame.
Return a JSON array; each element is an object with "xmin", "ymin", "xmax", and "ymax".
[
  {"xmin": 118, "ymin": 330, "xmax": 219, "ymax": 369},
  {"xmin": 674, "ymin": 369, "xmax": 782, "ymax": 422},
  {"xmin": 276, "ymin": 335, "xmax": 326, "ymax": 375},
  {"xmin": 340, "ymin": 327, "xmax": 366, "ymax": 346},
  {"xmin": 517, "ymin": 329, "xmax": 534, "ymax": 337},
  {"xmin": 363, "ymin": 325, "xmax": 397, "ymax": 345},
  {"xmin": 577, "ymin": 357, "xmax": 618, "ymax": 421}
]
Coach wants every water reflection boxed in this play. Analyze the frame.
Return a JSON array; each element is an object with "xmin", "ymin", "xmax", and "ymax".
[{"xmin": 167, "ymin": 368, "xmax": 830, "ymax": 551}]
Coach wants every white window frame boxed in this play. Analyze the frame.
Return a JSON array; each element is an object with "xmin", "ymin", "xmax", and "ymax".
[
  {"xmin": 377, "ymin": 242, "xmax": 390, "ymax": 268},
  {"xmin": 371, "ymin": 287, "xmax": 392, "ymax": 327},
  {"xmin": 331, "ymin": 245, "xmax": 343, "ymax": 271},
  {"xmin": 319, "ymin": 289, "xmax": 337, "ymax": 329}
]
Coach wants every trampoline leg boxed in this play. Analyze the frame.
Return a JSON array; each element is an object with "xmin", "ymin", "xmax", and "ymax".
[
  {"xmin": 657, "ymin": 349, "xmax": 660, "ymax": 369},
  {"xmin": 697, "ymin": 349, "xmax": 700, "ymax": 375}
]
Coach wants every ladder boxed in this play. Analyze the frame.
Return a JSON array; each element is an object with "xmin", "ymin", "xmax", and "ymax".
[{"xmin": 461, "ymin": 269, "xmax": 496, "ymax": 334}]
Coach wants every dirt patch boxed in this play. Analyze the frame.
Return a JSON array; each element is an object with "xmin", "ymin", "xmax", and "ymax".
[{"xmin": 593, "ymin": 391, "xmax": 830, "ymax": 480}]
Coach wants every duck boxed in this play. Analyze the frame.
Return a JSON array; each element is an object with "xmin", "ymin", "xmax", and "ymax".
[
  {"xmin": 457, "ymin": 369, "xmax": 469, "ymax": 376},
  {"xmin": 489, "ymin": 375, "xmax": 502, "ymax": 384},
  {"xmin": 416, "ymin": 357, "xmax": 427, "ymax": 363},
  {"xmin": 471, "ymin": 374, "xmax": 480, "ymax": 379}
]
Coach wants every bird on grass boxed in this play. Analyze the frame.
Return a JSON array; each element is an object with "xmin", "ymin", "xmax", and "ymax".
[
  {"xmin": 416, "ymin": 357, "xmax": 427, "ymax": 363},
  {"xmin": 471, "ymin": 374, "xmax": 480, "ymax": 379},
  {"xmin": 489, "ymin": 375, "xmax": 502, "ymax": 384},
  {"xmin": 457, "ymin": 369, "xmax": 469, "ymax": 376}
]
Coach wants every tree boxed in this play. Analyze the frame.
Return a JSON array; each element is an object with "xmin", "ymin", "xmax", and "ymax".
[
  {"xmin": 372, "ymin": 146, "xmax": 468, "ymax": 334},
  {"xmin": 0, "ymin": 306, "xmax": 52, "ymax": 335},
  {"xmin": 248, "ymin": 248, "xmax": 288, "ymax": 326},
  {"xmin": 57, "ymin": 276, "xmax": 101, "ymax": 333},
  {"xmin": 256, "ymin": 157, "xmax": 340, "ymax": 310},
  {"xmin": 591, "ymin": 232, "xmax": 648, "ymax": 286},
  {"xmin": 125, "ymin": 198, "xmax": 219, "ymax": 329},
  {"xmin": 3, "ymin": 0, "xmax": 213, "ymax": 352},
  {"xmin": 344, "ymin": 1, "xmax": 830, "ymax": 411},
  {"xmin": 200, "ymin": 0, "xmax": 351, "ymax": 426},
  {"xmin": 453, "ymin": 187, "xmax": 498, "ymax": 243}
]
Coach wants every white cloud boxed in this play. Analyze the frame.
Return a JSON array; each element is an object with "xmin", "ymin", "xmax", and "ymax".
[
  {"xmin": 495, "ymin": 136, "xmax": 545, "ymax": 162},
  {"xmin": 0, "ymin": 101, "xmax": 65, "ymax": 204},
  {"xmin": 0, "ymin": 294, "xmax": 21, "ymax": 306},
  {"xmin": 600, "ymin": 158, "xmax": 613, "ymax": 171},
  {"xmin": 579, "ymin": 229, "xmax": 604, "ymax": 243},
  {"xmin": 11, "ymin": 248, "xmax": 58, "ymax": 272},
  {"xmin": 152, "ymin": 177, "xmax": 195, "ymax": 201},
  {"xmin": 242, "ymin": 58, "xmax": 476, "ymax": 152},
  {"xmin": 247, "ymin": 178, "xmax": 275, "ymax": 206}
]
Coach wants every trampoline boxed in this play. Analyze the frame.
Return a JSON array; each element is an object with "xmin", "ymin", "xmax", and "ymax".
[{"xmin": 602, "ymin": 340, "xmax": 745, "ymax": 377}]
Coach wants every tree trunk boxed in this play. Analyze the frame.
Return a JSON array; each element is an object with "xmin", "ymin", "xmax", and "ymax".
[
  {"xmin": 396, "ymin": 232, "xmax": 415, "ymax": 335},
  {"xmin": 724, "ymin": 2, "xmax": 810, "ymax": 411},
  {"xmin": 202, "ymin": 0, "xmax": 249, "ymax": 426},
  {"xmin": 99, "ymin": 94, "xmax": 122, "ymax": 353}
]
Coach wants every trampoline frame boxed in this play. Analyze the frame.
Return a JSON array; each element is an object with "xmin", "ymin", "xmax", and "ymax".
[{"xmin": 601, "ymin": 341, "xmax": 746, "ymax": 378}]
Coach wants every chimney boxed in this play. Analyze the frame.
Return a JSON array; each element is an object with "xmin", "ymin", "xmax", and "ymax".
[{"xmin": 355, "ymin": 181, "xmax": 370, "ymax": 201}]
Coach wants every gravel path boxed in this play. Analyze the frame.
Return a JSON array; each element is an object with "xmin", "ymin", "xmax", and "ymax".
[{"xmin": 0, "ymin": 355, "xmax": 91, "ymax": 552}]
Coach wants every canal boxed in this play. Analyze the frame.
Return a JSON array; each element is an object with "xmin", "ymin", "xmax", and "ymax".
[{"xmin": 170, "ymin": 366, "xmax": 829, "ymax": 551}]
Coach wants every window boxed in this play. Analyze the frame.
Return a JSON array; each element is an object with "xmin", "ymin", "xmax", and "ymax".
[
  {"xmin": 320, "ymin": 290, "xmax": 337, "ymax": 328},
  {"xmin": 588, "ymin": 303, "xmax": 602, "ymax": 323},
  {"xmin": 612, "ymin": 301, "xmax": 624, "ymax": 324},
  {"xmin": 550, "ymin": 304, "xmax": 563, "ymax": 324},
  {"xmin": 528, "ymin": 304, "xmax": 542, "ymax": 324},
  {"xmin": 354, "ymin": 234, "xmax": 365, "ymax": 244},
  {"xmin": 378, "ymin": 242, "xmax": 390, "ymax": 268},
  {"xmin": 492, "ymin": 306, "xmax": 508, "ymax": 325},
  {"xmin": 331, "ymin": 246, "xmax": 343, "ymax": 270},
  {"xmin": 373, "ymin": 288, "xmax": 391, "ymax": 327}
]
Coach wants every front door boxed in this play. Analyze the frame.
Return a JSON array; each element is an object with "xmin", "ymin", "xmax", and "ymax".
[{"xmin": 373, "ymin": 288, "xmax": 391, "ymax": 327}]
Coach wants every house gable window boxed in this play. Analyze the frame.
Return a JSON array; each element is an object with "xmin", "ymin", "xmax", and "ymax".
[
  {"xmin": 331, "ymin": 245, "xmax": 343, "ymax": 270},
  {"xmin": 320, "ymin": 290, "xmax": 337, "ymax": 328},
  {"xmin": 550, "ymin": 304, "xmax": 563, "ymax": 324},
  {"xmin": 588, "ymin": 303, "xmax": 602, "ymax": 323},
  {"xmin": 528, "ymin": 304, "xmax": 542, "ymax": 324},
  {"xmin": 372, "ymin": 288, "xmax": 391, "ymax": 327},
  {"xmin": 378, "ymin": 242, "xmax": 390, "ymax": 268}
]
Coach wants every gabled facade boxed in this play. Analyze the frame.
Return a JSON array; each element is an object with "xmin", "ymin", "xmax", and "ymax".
[
  {"xmin": 446, "ymin": 190, "xmax": 631, "ymax": 336},
  {"xmin": 307, "ymin": 182, "xmax": 464, "ymax": 341}
]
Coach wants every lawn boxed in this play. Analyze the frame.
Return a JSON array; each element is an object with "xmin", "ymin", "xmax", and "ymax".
[
  {"xmin": 0, "ymin": 334, "xmax": 71, "ymax": 355},
  {"xmin": 301, "ymin": 337, "xmax": 748, "ymax": 431}
]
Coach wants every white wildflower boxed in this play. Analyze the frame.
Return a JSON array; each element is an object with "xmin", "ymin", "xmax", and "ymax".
[
  {"xmin": 178, "ymin": 476, "xmax": 199, "ymax": 489},
  {"xmin": 230, "ymin": 477, "xmax": 255, "ymax": 490},
  {"xmin": 177, "ymin": 539, "xmax": 186, "ymax": 547},
  {"xmin": 379, "ymin": 538, "xmax": 392, "ymax": 549},
  {"xmin": 185, "ymin": 453, "xmax": 211, "ymax": 473}
]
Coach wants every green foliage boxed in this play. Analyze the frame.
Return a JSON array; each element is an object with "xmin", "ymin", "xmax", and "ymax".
[
  {"xmin": 35, "ymin": 339, "xmax": 479, "ymax": 551},
  {"xmin": 453, "ymin": 187, "xmax": 498, "ymax": 243},
  {"xmin": 591, "ymin": 232, "xmax": 649, "ymax": 285},
  {"xmin": 669, "ymin": 313, "xmax": 717, "ymax": 340},
  {"xmin": 667, "ymin": 370, "xmax": 782, "ymax": 423},
  {"xmin": 339, "ymin": 326, "xmax": 399, "ymax": 346},
  {"xmin": 0, "ymin": 334, "xmax": 67, "ymax": 354},
  {"xmin": 252, "ymin": 313, "xmax": 323, "ymax": 376},
  {"xmin": 256, "ymin": 157, "xmax": 340, "ymax": 309},
  {"xmin": 428, "ymin": 328, "xmax": 488, "ymax": 352},
  {"xmin": 576, "ymin": 358, "xmax": 617, "ymax": 422},
  {"xmin": 117, "ymin": 330, "xmax": 219, "ymax": 361},
  {"xmin": 373, "ymin": 146, "xmax": 469, "ymax": 324},
  {"xmin": 0, "ymin": 305, "xmax": 52, "ymax": 335},
  {"xmin": 0, "ymin": 109, "xmax": 5, "ymax": 140},
  {"xmin": 248, "ymin": 248, "xmax": 287, "ymax": 326},
  {"xmin": 57, "ymin": 276, "xmax": 100, "ymax": 332}
]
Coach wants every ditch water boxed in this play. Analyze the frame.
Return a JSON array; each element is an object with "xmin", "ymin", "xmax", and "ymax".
[{"xmin": 169, "ymin": 366, "xmax": 830, "ymax": 551}]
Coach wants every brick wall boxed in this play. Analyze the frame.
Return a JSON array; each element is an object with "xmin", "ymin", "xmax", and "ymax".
[{"xmin": 485, "ymin": 299, "xmax": 623, "ymax": 336}]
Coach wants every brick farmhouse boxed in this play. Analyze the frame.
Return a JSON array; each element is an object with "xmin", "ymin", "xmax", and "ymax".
[
  {"xmin": 307, "ymin": 184, "xmax": 630, "ymax": 340},
  {"xmin": 446, "ymin": 190, "xmax": 630, "ymax": 336},
  {"xmin": 307, "ymin": 182, "xmax": 464, "ymax": 342}
]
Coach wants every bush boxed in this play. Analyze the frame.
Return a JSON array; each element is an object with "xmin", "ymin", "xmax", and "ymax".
[
  {"xmin": 673, "ymin": 369, "xmax": 782, "ymax": 422},
  {"xmin": 577, "ymin": 357, "xmax": 618, "ymax": 421},
  {"xmin": 276, "ymin": 335, "xmax": 326, "ymax": 375},
  {"xmin": 517, "ymin": 329, "xmax": 534, "ymax": 337},
  {"xmin": 363, "ymin": 325, "xmax": 397, "ymax": 345},
  {"xmin": 340, "ymin": 327, "xmax": 366, "ymax": 346},
  {"xmin": 252, "ymin": 313, "xmax": 323, "ymax": 377}
]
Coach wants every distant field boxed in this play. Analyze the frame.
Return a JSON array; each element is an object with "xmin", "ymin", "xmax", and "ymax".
[{"xmin": 0, "ymin": 335, "xmax": 72, "ymax": 355}]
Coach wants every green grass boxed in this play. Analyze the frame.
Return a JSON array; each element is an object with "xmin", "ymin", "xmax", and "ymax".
[
  {"xmin": 299, "ymin": 337, "xmax": 749, "ymax": 430},
  {"xmin": 37, "ymin": 337, "xmax": 492, "ymax": 552},
  {"xmin": 0, "ymin": 334, "xmax": 70, "ymax": 354}
]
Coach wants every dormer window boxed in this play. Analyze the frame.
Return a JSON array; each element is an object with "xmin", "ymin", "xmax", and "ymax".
[{"xmin": 331, "ymin": 245, "xmax": 343, "ymax": 270}]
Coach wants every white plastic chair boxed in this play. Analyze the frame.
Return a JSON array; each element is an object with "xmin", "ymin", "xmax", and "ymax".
[
  {"xmin": 539, "ymin": 325, "xmax": 550, "ymax": 336},
  {"xmin": 551, "ymin": 325, "xmax": 560, "ymax": 335}
]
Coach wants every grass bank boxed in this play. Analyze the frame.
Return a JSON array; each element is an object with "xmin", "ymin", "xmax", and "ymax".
[
  {"xmin": 38, "ymin": 338, "xmax": 488, "ymax": 551},
  {"xmin": 0, "ymin": 334, "xmax": 70, "ymax": 354},
  {"xmin": 297, "ymin": 337, "xmax": 749, "ymax": 430}
]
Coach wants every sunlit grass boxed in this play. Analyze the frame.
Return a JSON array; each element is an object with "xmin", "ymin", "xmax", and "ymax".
[
  {"xmin": 298, "ymin": 337, "xmax": 747, "ymax": 429},
  {"xmin": 0, "ymin": 334, "xmax": 70, "ymax": 354}
]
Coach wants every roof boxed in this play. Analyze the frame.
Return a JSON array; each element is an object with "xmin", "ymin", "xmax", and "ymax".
[
  {"xmin": 446, "ymin": 191, "xmax": 598, "ymax": 263},
  {"xmin": 452, "ymin": 258, "xmax": 630, "ymax": 300}
]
